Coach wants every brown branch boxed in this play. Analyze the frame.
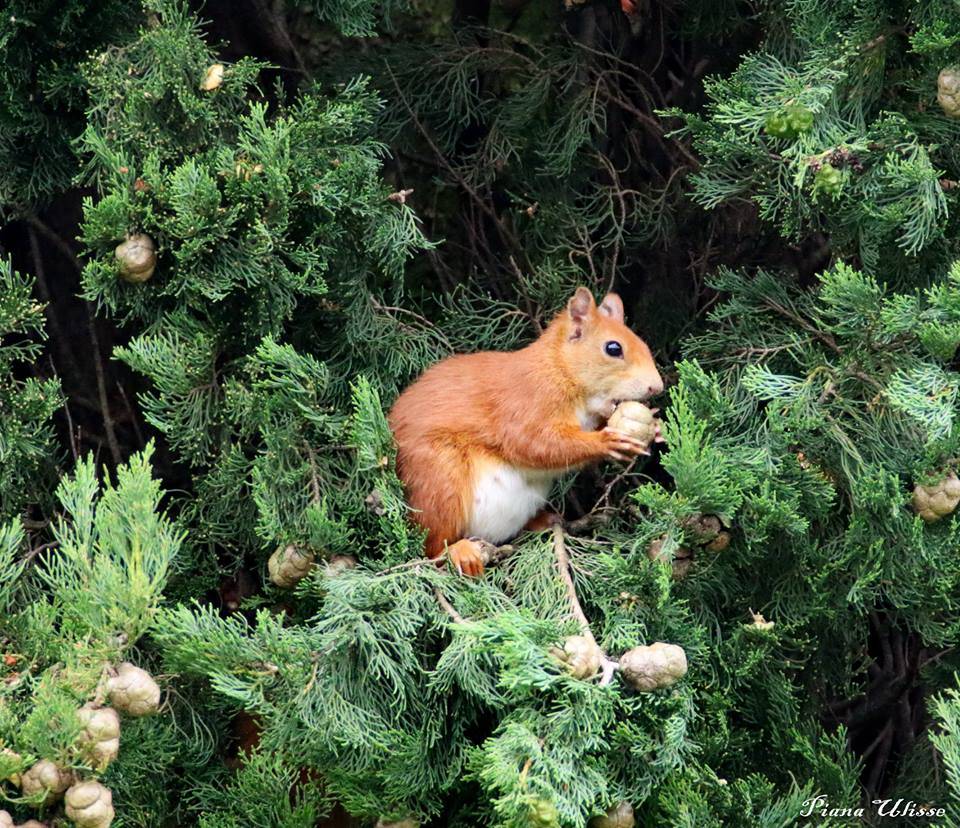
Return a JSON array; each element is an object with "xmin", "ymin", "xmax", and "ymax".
[
  {"xmin": 371, "ymin": 297, "xmax": 455, "ymax": 350},
  {"xmin": 434, "ymin": 587, "xmax": 466, "ymax": 623},
  {"xmin": 85, "ymin": 306, "xmax": 122, "ymax": 465},
  {"xmin": 26, "ymin": 214, "xmax": 123, "ymax": 463},
  {"xmin": 552, "ymin": 524, "xmax": 594, "ymax": 642},
  {"xmin": 550, "ymin": 525, "xmax": 619, "ymax": 684},
  {"xmin": 564, "ymin": 508, "xmax": 616, "ymax": 535},
  {"xmin": 385, "ymin": 61, "xmax": 529, "ymax": 287},
  {"xmin": 594, "ymin": 151, "xmax": 626, "ymax": 293},
  {"xmin": 116, "ymin": 380, "xmax": 146, "ymax": 450},
  {"xmin": 24, "ymin": 215, "xmax": 83, "ymax": 272},
  {"xmin": 301, "ymin": 656, "xmax": 319, "ymax": 696},
  {"xmin": 303, "ymin": 443, "xmax": 323, "ymax": 505},
  {"xmin": 762, "ymin": 298, "xmax": 840, "ymax": 354},
  {"xmin": 27, "ymin": 225, "xmax": 82, "ymax": 383},
  {"xmin": 20, "ymin": 540, "xmax": 59, "ymax": 565}
]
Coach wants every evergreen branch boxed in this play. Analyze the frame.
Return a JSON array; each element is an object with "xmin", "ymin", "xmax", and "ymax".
[
  {"xmin": 762, "ymin": 296, "xmax": 842, "ymax": 354},
  {"xmin": 20, "ymin": 539, "xmax": 58, "ymax": 565}
]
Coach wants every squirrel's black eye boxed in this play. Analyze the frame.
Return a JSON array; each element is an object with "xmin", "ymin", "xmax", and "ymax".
[{"xmin": 604, "ymin": 340, "xmax": 623, "ymax": 358}]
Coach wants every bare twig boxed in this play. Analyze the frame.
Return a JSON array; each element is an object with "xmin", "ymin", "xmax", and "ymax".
[
  {"xmin": 303, "ymin": 442, "xmax": 323, "ymax": 505},
  {"xmin": 20, "ymin": 540, "xmax": 58, "ymax": 564},
  {"xmin": 116, "ymin": 380, "xmax": 146, "ymax": 449},
  {"xmin": 762, "ymin": 297, "xmax": 841, "ymax": 354},
  {"xmin": 24, "ymin": 215, "xmax": 83, "ymax": 272},
  {"xmin": 552, "ymin": 524, "xmax": 594, "ymax": 642},
  {"xmin": 85, "ymin": 306, "xmax": 122, "ymax": 465},
  {"xmin": 434, "ymin": 587, "xmax": 466, "ymax": 623},
  {"xmin": 564, "ymin": 508, "xmax": 616, "ymax": 535},
  {"xmin": 594, "ymin": 151, "xmax": 627, "ymax": 293},
  {"xmin": 301, "ymin": 656, "xmax": 319, "ymax": 696},
  {"xmin": 27, "ymin": 214, "xmax": 123, "ymax": 463},
  {"xmin": 551, "ymin": 525, "xmax": 620, "ymax": 685},
  {"xmin": 385, "ymin": 61, "xmax": 529, "ymax": 289},
  {"xmin": 28, "ymin": 225, "xmax": 81, "ymax": 383}
]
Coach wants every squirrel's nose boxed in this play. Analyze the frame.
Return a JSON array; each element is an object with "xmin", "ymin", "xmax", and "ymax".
[{"xmin": 647, "ymin": 378, "xmax": 664, "ymax": 397}]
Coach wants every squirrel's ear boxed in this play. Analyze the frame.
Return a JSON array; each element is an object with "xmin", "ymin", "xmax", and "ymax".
[
  {"xmin": 567, "ymin": 288, "xmax": 595, "ymax": 325},
  {"xmin": 598, "ymin": 293, "xmax": 624, "ymax": 322}
]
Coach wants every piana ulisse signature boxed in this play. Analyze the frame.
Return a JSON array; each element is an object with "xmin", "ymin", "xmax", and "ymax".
[{"xmin": 801, "ymin": 796, "xmax": 945, "ymax": 819}]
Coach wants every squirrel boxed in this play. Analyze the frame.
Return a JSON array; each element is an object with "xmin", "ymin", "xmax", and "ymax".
[{"xmin": 388, "ymin": 287, "xmax": 664, "ymax": 576}]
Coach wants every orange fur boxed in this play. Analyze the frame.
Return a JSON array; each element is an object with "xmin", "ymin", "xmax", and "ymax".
[{"xmin": 388, "ymin": 288, "xmax": 663, "ymax": 572}]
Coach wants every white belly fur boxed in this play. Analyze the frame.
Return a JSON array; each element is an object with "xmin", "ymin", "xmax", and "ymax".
[{"xmin": 466, "ymin": 459, "xmax": 556, "ymax": 544}]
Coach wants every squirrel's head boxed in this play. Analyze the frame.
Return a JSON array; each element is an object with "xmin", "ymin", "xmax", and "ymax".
[{"xmin": 552, "ymin": 287, "xmax": 663, "ymax": 420}]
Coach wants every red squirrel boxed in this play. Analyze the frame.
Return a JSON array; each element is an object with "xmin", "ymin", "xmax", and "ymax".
[{"xmin": 388, "ymin": 287, "xmax": 664, "ymax": 576}]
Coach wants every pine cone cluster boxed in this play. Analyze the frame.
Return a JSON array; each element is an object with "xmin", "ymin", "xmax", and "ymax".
[
  {"xmin": 4, "ymin": 663, "xmax": 161, "ymax": 827},
  {"xmin": 647, "ymin": 536, "xmax": 693, "ymax": 579},
  {"xmin": 648, "ymin": 514, "xmax": 730, "ymax": 579},
  {"xmin": 682, "ymin": 514, "xmax": 731, "ymax": 551}
]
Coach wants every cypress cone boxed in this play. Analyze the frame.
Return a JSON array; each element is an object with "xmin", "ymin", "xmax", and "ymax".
[
  {"xmin": 20, "ymin": 759, "xmax": 72, "ymax": 804},
  {"xmin": 553, "ymin": 635, "xmax": 603, "ymax": 679},
  {"xmin": 619, "ymin": 643, "xmax": 688, "ymax": 692},
  {"xmin": 114, "ymin": 234, "xmax": 156, "ymax": 284},
  {"xmin": 77, "ymin": 705, "xmax": 121, "ymax": 769},
  {"xmin": 200, "ymin": 63, "xmax": 224, "ymax": 91},
  {"xmin": 682, "ymin": 514, "xmax": 721, "ymax": 544},
  {"xmin": 526, "ymin": 799, "xmax": 560, "ymax": 827},
  {"xmin": 589, "ymin": 800, "xmax": 635, "ymax": 828},
  {"xmin": 606, "ymin": 402, "xmax": 661, "ymax": 450},
  {"xmin": 107, "ymin": 662, "xmax": 161, "ymax": 717},
  {"xmin": 268, "ymin": 544, "xmax": 315, "ymax": 587},
  {"xmin": 647, "ymin": 536, "xmax": 693, "ymax": 578},
  {"xmin": 939, "ymin": 67, "xmax": 960, "ymax": 118},
  {"xmin": 65, "ymin": 780, "xmax": 114, "ymax": 828},
  {"xmin": 913, "ymin": 472, "xmax": 960, "ymax": 522}
]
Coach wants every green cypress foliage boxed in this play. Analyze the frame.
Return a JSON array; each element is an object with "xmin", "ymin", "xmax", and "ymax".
[
  {"xmin": 0, "ymin": 259, "xmax": 61, "ymax": 521},
  {"xmin": 666, "ymin": 0, "xmax": 960, "ymax": 275}
]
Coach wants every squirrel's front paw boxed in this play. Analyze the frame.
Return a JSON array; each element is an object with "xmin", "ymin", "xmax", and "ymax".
[
  {"xmin": 600, "ymin": 427, "xmax": 652, "ymax": 461},
  {"xmin": 447, "ymin": 538, "xmax": 485, "ymax": 577}
]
